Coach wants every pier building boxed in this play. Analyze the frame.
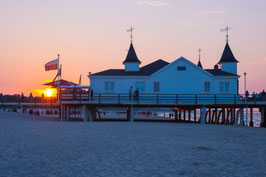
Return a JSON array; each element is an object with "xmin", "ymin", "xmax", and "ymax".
[{"xmin": 88, "ymin": 40, "xmax": 239, "ymax": 95}]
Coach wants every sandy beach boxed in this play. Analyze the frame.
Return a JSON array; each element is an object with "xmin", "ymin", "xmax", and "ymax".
[{"xmin": 0, "ymin": 111, "xmax": 265, "ymax": 177}]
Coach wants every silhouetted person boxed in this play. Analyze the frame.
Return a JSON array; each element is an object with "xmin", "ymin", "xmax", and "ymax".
[
  {"xmin": 252, "ymin": 92, "xmax": 256, "ymax": 99},
  {"xmin": 21, "ymin": 92, "xmax": 24, "ymax": 103},
  {"xmin": 245, "ymin": 90, "xmax": 249, "ymax": 98},
  {"xmin": 42, "ymin": 93, "xmax": 44, "ymax": 101},
  {"xmin": 136, "ymin": 88, "xmax": 139, "ymax": 102},
  {"xmin": 129, "ymin": 86, "xmax": 132, "ymax": 101},
  {"xmin": 90, "ymin": 89, "xmax": 94, "ymax": 101},
  {"xmin": 262, "ymin": 90, "xmax": 266, "ymax": 97},
  {"xmin": 133, "ymin": 89, "xmax": 137, "ymax": 101},
  {"xmin": 29, "ymin": 92, "xmax": 33, "ymax": 102}
]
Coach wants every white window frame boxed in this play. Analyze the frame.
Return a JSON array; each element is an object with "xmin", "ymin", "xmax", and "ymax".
[
  {"xmin": 204, "ymin": 81, "xmax": 211, "ymax": 93},
  {"xmin": 104, "ymin": 81, "xmax": 115, "ymax": 93},
  {"xmin": 153, "ymin": 81, "xmax": 160, "ymax": 93},
  {"xmin": 135, "ymin": 81, "xmax": 145, "ymax": 93},
  {"xmin": 219, "ymin": 81, "xmax": 230, "ymax": 93}
]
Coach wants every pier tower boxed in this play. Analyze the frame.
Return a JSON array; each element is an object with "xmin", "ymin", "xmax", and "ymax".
[{"xmin": 218, "ymin": 42, "xmax": 238, "ymax": 75}]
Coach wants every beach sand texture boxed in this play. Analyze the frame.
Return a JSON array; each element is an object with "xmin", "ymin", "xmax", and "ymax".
[{"xmin": 0, "ymin": 112, "xmax": 266, "ymax": 177}]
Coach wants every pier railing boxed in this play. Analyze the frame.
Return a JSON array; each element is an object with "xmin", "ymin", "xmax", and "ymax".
[
  {"xmin": 1, "ymin": 93, "xmax": 266, "ymax": 106},
  {"xmin": 60, "ymin": 93, "xmax": 266, "ymax": 106}
]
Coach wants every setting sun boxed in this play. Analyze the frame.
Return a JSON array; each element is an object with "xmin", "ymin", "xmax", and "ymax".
[{"xmin": 43, "ymin": 88, "xmax": 56, "ymax": 97}]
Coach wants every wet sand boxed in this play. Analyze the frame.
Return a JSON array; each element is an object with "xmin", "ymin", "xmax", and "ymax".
[{"xmin": 0, "ymin": 111, "xmax": 265, "ymax": 177}]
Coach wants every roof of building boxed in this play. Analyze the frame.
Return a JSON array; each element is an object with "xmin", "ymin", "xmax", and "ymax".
[
  {"xmin": 205, "ymin": 69, "xmax": 238, "ymax": 76},
  {"xmin": 218, "ymin": 43, "xmax": 238, "ymax": 63},
  {"xmin": 197, "ymin": 60, "xmax": 203, "ymax": 68},
  {"xmin": 91, "ymin": 59, "xmax": 169, "ymax": 76},
  {"xmin": 123, "ymin": 43, "xmax": 141, "ymax": 64},
  {"xmin": 91, "ymin": 58, "xmax": 238, "ymax": 77}
]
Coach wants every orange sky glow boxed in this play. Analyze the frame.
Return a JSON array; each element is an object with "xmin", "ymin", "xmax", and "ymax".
[{"xmin": 0, "ymin": 0, "xmax": 266, "ymax": 96}]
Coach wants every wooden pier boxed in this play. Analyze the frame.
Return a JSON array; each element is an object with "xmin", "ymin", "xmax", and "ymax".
[
  {"xmin": 58, "ymin": 93, "xmax": 266, "ymax": 127},
  {"xmin": 1, "ymin": 93, "xmax": 266, "ymax": 127}
]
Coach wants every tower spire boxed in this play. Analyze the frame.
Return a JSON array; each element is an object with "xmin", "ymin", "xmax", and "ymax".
[
  {"xmin": 127, "ymin": 26, "xmax": 135, "ymax": 43},
  {"xmin": 197, "ymin": 48, "xmax": 203, "ymax": 68},
  {"xmin": 220, "ymin": 26, "xmax": 231, "ymax": 43},
  {"xmin": 198, "ymin": 48, "xmax": 202, "ymax": 61}
]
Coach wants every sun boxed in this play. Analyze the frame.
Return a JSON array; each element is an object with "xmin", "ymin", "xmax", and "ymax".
[{"xmin": 43, "ymin": 88, "xmax": 55, "ymax": 97}]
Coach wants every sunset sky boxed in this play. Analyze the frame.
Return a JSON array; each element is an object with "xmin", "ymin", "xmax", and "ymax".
[{"xmin": 0, "ymin": 0, "xmax": 266, "ymax": 96}]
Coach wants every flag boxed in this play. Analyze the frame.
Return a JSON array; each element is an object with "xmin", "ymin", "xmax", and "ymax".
[
  {"xmin": 45, "ymin": 58, "xmax": 59, "ymax": 71},
  {"xmin": 53, "ymin": 65, "xmax": 62, "ymax": 82},
  {"xmin": 79, "ymin": 74, "xmax": 82, "ymax": 85}
]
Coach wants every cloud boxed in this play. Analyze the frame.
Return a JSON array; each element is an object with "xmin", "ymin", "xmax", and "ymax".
[
  {"xmin": 136, "ymin": 0, "xmax": 170, "ymax": 7},
  {"xmin": 183, "ymin": 21, "xmax": 197, "ymax": 30},
  {"xmin": 198, "ymin": 9, "xmax": 225, "ymax": 15}
]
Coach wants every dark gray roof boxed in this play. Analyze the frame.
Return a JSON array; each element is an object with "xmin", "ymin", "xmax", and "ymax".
[
  {"xmin": 197, "ymin": 60, "xmax": 202, "ymax": 68},
  {"xmin": 123, "ymin": 43, "xmax": 141, "ymax": 63},
  {"xmin": 218, "ymin": 43, "xmax": 238, "ymax": 63},
  {"xmin": 91, "ymin": 59, "xmax": 169, "ymax": 76},
  {"xmin": 205, "ymin": 69, "xmax": 238, "ymax": 76}
]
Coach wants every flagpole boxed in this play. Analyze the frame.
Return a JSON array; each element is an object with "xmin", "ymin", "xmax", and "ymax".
[{"xmin": 57, "ymin": 54, "xmax": 60, "ymax": 102}]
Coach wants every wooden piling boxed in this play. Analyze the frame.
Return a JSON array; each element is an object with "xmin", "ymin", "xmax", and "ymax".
[
  {"xmin": 188, "ymin": 109, "xmax": 191, "ymax": 121},
  {"xmin": 183, "ymin": 109, "xmax": 186, "ymax": 121},
  {"xmin": 174, "ymin": 110, "xmax": 178, "ymax": 121},
  {"xmin": 260, "ymin": 107, "xmax": 266, "ymax": 127},
  {"xmin": 194, "ymin": 109, "xmax": 197, "ymax": 122},
  {"xmin": 250, "ymin": 108, "xmax": 254, "ymax": 127},
  {"xmin": 221, "ymin": 108, "xmax": 225, "ymax": 124},
  {"xmin": 200, "ymin": 107, "xmax": 206, "ymax": 124}
]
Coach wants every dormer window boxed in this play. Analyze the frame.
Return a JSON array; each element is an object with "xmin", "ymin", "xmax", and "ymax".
[{"xmin": 177, "ymin": 66, "xmax": 186, "ymax": 71}]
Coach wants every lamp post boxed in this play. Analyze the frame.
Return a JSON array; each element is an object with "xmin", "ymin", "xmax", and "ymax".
[{"xmin": 244, "ymin": 72, "xmax": 248, "ymax": 126}]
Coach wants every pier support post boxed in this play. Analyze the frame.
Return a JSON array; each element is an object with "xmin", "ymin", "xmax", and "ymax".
[
  {"xmin": 260, "ymin": 108, "xmax": 266, "ymax": 128},
  {"xmin": 214, "ymin": 108, "xmax": 218, "ymax": 123},
  {"xmin": 200, "ymin": 107, "xmax": 206, "ymax": 124},
  {"xmin": 211, "ymin": 110, "xmax": 215, "ymax": 124},
  {"xmin": 232, "ymin": 108, "xmax": 236, "ymax": 125},
  {"xmin": 129, "ymin": 105, "xmax": 134, "ymax": 122},
  {"xmin": 221, "ymin": 108, "xmax": 225, "ymax": 124},
  {"xmin": 183, "ymin": 109, "xmax": 186, "ymax": 121},
  {"xmin": 194, "ymin": 109, "xmax": 197, "ymax": 122},
  {"xmin": 174, "ymin": 110, "xmax": 178, "ymax": 121},
  {"xmin": 230, "ymin": 108, "xmax": 234, "ymax": 124},
  {"xmin": 240, "ymin": 108, "xmax": 244, "ymax": 126},
  {"xmin": 82, "ymin": 105, "xmax": 88, "ymax": 122},
  {"xmin": 88, "ymin": 107, "xmax": 93, "ymax": 122},
  {"xmin": 250, "ymin": 108, "xmax": 254, "ymax": 127},
  {"xmin": 208, "ymin": 108, "xmax": 211, "ymax": 123},
  {"xmin": 20, "ymin": 106, "xmax": 24, "ymax": 113},
  {"xmin": 235, "ymin": 109, "xmax": 240, "ymax": 126},
  {"xmin": 178, "ymin": 109, "xmax": 181, "ymax": 120},
  {"xmin": 126, "ymin": 107, "xmax": 130, "ymax": 121},
  {"xmin": 60, "ymin": 105, "xmax": 64, "ymax": 122},
  {"xmin": 188, "ymin": 109, "xmax": 191, "ymax": 121},
  {"xmin": 66, "ymin": 106, "xmax": 70, "ymax": 121}
]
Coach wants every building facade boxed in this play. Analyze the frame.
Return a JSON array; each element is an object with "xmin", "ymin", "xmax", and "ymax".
[{"xmin": 88, "ymin": 41, "xmax": 239, "ymax": 95}]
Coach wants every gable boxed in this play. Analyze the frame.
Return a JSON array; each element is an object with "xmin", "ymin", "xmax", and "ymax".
[{"xmin": 151, "ymin": 57, "xmax": 214, "ymax": 78}]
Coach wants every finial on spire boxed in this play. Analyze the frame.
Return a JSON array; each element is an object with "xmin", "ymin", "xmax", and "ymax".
[
  {"xmin": 127, "ymin": 26, "xmax": 135, "ymax": 43},
  {"xmin": 198, "ymin": 48, "xmax": 202, "ymax": 61},
  {"xmin": 221, "ymin": 26, "xmax": 231, "ymax": 43}
]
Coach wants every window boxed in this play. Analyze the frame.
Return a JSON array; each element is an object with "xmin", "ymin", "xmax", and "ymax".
[
  {"xmin": 177, "ymin": 66, "xmax": 186, "ymax": 71},
  {"xmin": 136, "ymin": 82, "xmax": 145, "ymax": 92},
  {"xmin": 153, "ymin": 81, "xmax": 160, "ymax": 92},
  {"xmin": 105, "ymin": 81, "xmax": 115, "ymax": 92},
  {"xmin": 204, "ymin": 82, "xmax": 211, "ymax": 92},
  {"xmin": 219, "ymin": 82, "xmax": 230, "ymax": 93}
]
